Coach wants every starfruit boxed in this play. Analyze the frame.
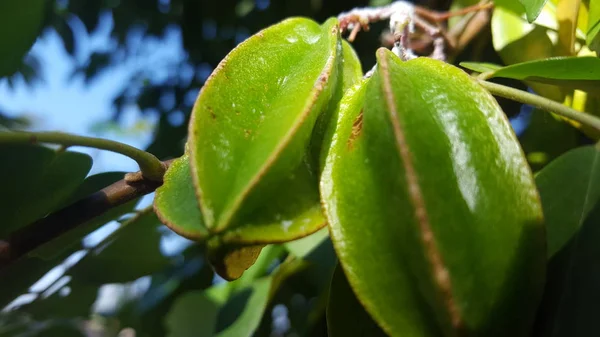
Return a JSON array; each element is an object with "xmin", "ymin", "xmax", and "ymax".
[
  {"xmin": 321, "ymin": 49, "xmax": 546, "ymax": 336},
  {"xmin": 154, "ymin": 17, "xmax": 362, "ymax": 280}
]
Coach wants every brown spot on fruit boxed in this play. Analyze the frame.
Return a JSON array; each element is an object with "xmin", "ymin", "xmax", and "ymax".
[{"xmin": 347, "ymin": 110, "xmax": 364, "ymax": 149}]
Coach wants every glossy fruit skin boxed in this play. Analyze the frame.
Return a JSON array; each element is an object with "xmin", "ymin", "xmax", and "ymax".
[
  {"xmin": 158, "ymin": 17, "xmax": 364, "ymax": 280},
  {"xmin": 321, "ymin": 49, "xmax": 546, "ymax": 337}
]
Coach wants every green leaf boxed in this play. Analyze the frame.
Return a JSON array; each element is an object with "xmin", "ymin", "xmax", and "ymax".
[
  {"xmin": 535, "ymin": 200, "xmax": 600, "ymax": 336},
  {"xmin": 535, "ymin": 146, "xmax": 600, "ymax": 258},
  {"xmin": 459, "ymin": 62, "xmax": 503, "ymax": 73},
  {"xmin": 70, "ymin": 210, "xmax": 171, "ymax": 284},
  {"xmin": 284, "ymin": 227, "xmax": 329, "ymax": 259},
  {"xmin": 167, "ymin": 277, "xmax": 272, "ymax": 337},
  {"xmin": 485, "ymin": 57, "xmax": 600, "ymax": 91},
  {"xmin": 321, "ymin": 50, "xmax": 545, "ymax": 336},
  {"xmin": 519, "ymin": 0, "xmax": 549, "ymax": 22},
  {"xmin": 0, "ymin": 0, "xmax": 45, "ymax": 77},
  {"xmin": 327, "ymin": 264, "xmax": 387, "ymax": 337},
  {"xmin": 0, "ymin": 144, "xmax": 92, "ymax": 236},
  {"xmin": 154, "ymin": 153, "xmax": 208, "ymax": 240},
  {"xmin": 587, "ymin": 0, "xmax": 600, "ymax": 52},
  {"xmin": 188, "ymin": 17, "xmax": 339, "ymax": 232},
  {"xmin": 166, "ymin": 249, "xmax": 302, "ymax": 337},
  {"xmin": 519, "ymin": 110, "xmax": 578, "ymax": 172},
  {"xmin": 31, "ymin": 171, "xmax": 139, "ymax": 259},
  {"xmin": 491, "ymin": 7, "xmax": 564, "ymax": 100},
  {"xmin": 18, "ymin": 279, "xmax": 98, "ymax": 320}
]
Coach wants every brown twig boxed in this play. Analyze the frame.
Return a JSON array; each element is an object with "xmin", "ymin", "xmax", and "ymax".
[{"xmin": 0, "ymin": 159, "xmax": 175, "ymax": 271}]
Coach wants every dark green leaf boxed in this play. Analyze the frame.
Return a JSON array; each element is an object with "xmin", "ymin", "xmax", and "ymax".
[
  {"xmin": 486, "ymin": 57, "xmax": 600, "ymax": 92},
  {"xmin": 166, "ymin": 247, "xmax": 297, "ymax": 337},
  {"xmin": 519, "ymin": 110, "xmax": 578, "ymax": 172},
  {"xmin": 0, "ymin": 144, "xmax": 92, "ymax": 236},
  {"xmin": 322, "ymin": 50, "xmax": 545, "ymax": 336},
  {"xmin": 18, "ymin": 279, "xmax": 98, "ymax": 320},
  {"xmin": 535, "ymin": 201, "xmax": 600, "ymax": 336},
  {"xmin": 154, "ymin": 153, "xmax": 208, "ymax": 240},
  {"xmin": 327, "ymin": 264, "xmax": 387, "ymax": 337},
  {"xmin": 0, "ymin": 0, "xmax": 45, "ymax": 77},
  {"xmin": 70, "ymin": 210, "xmax": 171, "ymax": 284},
  {"xmin": 535, "ymin": 146, "xmax": 600, "ymax": 258}
]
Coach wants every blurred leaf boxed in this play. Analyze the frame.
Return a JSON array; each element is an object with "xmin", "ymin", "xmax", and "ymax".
[
  {"xmin": 483, "ymin": 57, "xmax": 600, "ymax": 91},
  {"xmin": 535, "ymin": 200, "xmax": 600, "ymax": 336},
  {"xmin": 166, "ymin": 277, "xmax": 272, "ymax": 337},
  {"xmin": 459, "ymin": 62, "xmax": 503, "ymax": 73},
  {"xmin": 519, "ymin": 0, "xmax": 549, "ymax": 22},
  {"xmin": 284, "ymin": 227, "xmax": 329, "ymax": 259},
  {"xmin": 165, "ymin": 246, "xmax": 294, "ymax": 337},
  {"xmin": 163, "ymin": 289, "xmax": 221, "ymax": 337},
  {"xmin": 322, "ymin": 51, "xmax": 545, "ymax": 336},
  {"xmin": 535, "ymin": 146, "xmax": 600, "ymax": 258},
  {"xmin": 587, "ymin": 0, "xmax": 600, "ymax": 52},
  {"xmin": 519, "ymin": 109, "xmax": 578, "ymax": 172},
  {"xmin": 492, "ymin": 7, "xmax": 564, "ymax": 99},
  {"xmin": 154, "ymin": 153, "xmax": 208, "ymax": 241},
  {"xmin": 327, "ymin": 264, "xmax": 387, "ymax": 337},
  {"xmin": 0, "ymin": 0, "xmax": 45, "ymax": 77},
  {"xmin": 31, "ymin": 172, "xmax": 139, "ymax": 260},
  {"xmin": 0, "ymin": 255, "xmax": 70, "ymax": 309},
  {"xmin": 0, "ymin": 144, "xmax": 92, "ymax": 236},
  {"xmin": 18, "ymin": 279, "xmax": 97, "ymax": 320},
  {"xmin": 556, "ymin": 0, "xmax": 580, "ymax": 55},
  {"xmin": 55, "ymin": 17, "xmax": 76, "ymax": 56},
  {"xmin": 70, "ymin": 210, "xmax": 170, "ymax": 284}
]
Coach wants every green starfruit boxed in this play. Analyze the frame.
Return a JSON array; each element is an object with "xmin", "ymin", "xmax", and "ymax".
[
  {"xmin": 321, "ymin": 49, "xmax": 546, "ymax": 336},
  {"xmin": 155, "ymin": 17, "xmax": 362, "ymax": 279}
]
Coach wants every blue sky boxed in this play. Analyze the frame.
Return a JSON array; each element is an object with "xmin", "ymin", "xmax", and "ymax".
[
  {"xmin": 0, "ymin": 12, "xmax": 193, "ymax": 313},
  {"xmin": 0, "ymin": 12, "xmax": 184, "ymax": 174}
]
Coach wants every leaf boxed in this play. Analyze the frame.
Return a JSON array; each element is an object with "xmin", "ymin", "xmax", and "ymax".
[
  {"xmin": 18, "ymin": 279, "xmax": 98, "ymax": 320},
  {"xmin": 518, "ymin": 109, "xmax": 578, "ymax": 171},
  {"xmin": 165, "ymin": 249, "xmax": 303, "ymax": 337},
  {"xmin": 520, "ymin": 0, "xmax": 549, "ymax": 22},
  {"xmin": 284, "ymin": 227, "xmax": 329, "ymax": 259},
  {"xmin": 31, "ymin": 172, "xmax": 139, "ymax": 259},
  {"xmin": 167, "ymin": 277, "xmax": 272, "ymax": 337},
  {"xmin": 327, "ymin": 264, "xmax": 387, "ymax": 337},
  {"xmin": 485, "ymin": 57, "xmax": 600, "ymax": 92},
  {"xmin": 556, "ymin": 0, "xmax": 581, "ymax": 55},
  {"xmin": 154, "ymin": 153, "xmax": 208, "ymax": 240},
  {"xmin": 0, "ymin": 144, "xmax": 92, "ymax": 236},
  {"xmin": 70, "ymin": 210, "xmax": 171, "ymax": 284},
  {"xmin": 491, "ymin": 7, "xmax": 564, "ymax": 100},
  {"xmin": 587, "ymin": 0, "xmax": 600, "ymax": 51},
  {"xmin": 535, "ymin": 200, "xmax": 600, "ymax": 336},
  {"xmin": 0, "ymin": 0, "xmax": 45, "ymax": 77},
  {"xmin": 459, "ymin": 62, "xmax": 503, "ymax": 73},
  {"xmin": 321, "ymin": 50, "xmax": 545, "ymax": 336},
  {"xmin": 188, "ymin": 17, "xmax": 339, "ymax": 231},
  {"xmin": 535, "ymin": 146, "xmax": 600, "ymax": 258}
]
